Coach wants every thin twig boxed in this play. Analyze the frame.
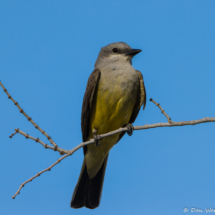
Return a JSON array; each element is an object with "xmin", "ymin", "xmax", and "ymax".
[
  {"xmin": 0, "ymin": 81, "xmax": 58, "ymax": 149},
  {"xmin": 9, "ymin": 129, "xmax": 68, "ymax": 154},
  {"xmin": 150, "ymin": 98, "xmax": 172, "ymax": 123},
  {"xmin": 9, "ymin": 129, "xmax": 19, "ymax": 138},
  {"xmin": 12, "ymin": 153, "xmax": 70, "ymax": 199}
]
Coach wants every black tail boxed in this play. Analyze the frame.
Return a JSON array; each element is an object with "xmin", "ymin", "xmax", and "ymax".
[{"xmin": 71, "ymin": 154, "xmax": 109, "ymax": 209}]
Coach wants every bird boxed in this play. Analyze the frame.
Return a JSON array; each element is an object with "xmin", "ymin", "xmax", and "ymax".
[{"xmin": 71, "ymin": 42, "xmax": 146, "ymax": 209}]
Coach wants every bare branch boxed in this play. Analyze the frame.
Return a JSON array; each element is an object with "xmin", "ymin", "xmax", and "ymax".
[
  {"xmin": 1, "ymin": 81, "xmax": 215, "ymax": 199},
  {"xmin": 0, "ymin": 81, "xmax": 58, "ymax": 148},
  {"xmin": 11, "ymin": 138, "xmax": 97, "ymax": 198},
  {"xmin": 150, "ymin": 98, "xmax": 172, "ymax": 123},
  {"xmin": 10, "ymin": 128, "xmax": 69, "ymax": 154},
  {"xmin": 11, "ymin": 116, "xmax": 215, "ymax": 198},
  {"xmin": 12, "ymin": 153, "xmax": 70, "ymax": 199},
  {"xmin": 133, "ymin": 117, "xmax": 215, "ymax": 130}
]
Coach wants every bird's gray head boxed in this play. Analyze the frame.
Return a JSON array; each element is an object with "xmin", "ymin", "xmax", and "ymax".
[{"xmin": 95, "ymin": 42, "xmax": 141, "ymax": 68}]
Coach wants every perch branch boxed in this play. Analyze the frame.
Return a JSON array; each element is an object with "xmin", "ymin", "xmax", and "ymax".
[
  {"xmin": 1, "ymin": 81, "xmax": 215, "ymax": 199},
  {"xmin": 11, "ymin": 117, "xmax": 215, "ymax": 199}
]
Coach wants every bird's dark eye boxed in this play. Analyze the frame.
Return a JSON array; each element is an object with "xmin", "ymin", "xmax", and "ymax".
[{"xmin": 112, "ymin": 48, "xmax": 118, "ymax": 53}]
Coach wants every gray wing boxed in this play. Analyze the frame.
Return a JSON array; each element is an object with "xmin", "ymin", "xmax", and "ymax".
[
  {"xmin": 81, "ymin": 69, "xmax": 101, "ymax": 154},
  {"xmin": 117, "ymin": 70, "xmax": 146, "ymax": 143}
]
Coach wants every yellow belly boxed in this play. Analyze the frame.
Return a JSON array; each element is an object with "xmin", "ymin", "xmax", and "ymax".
[{"xmin": 85, "ymin": 75, "xmax": 138, "ymax": 178}]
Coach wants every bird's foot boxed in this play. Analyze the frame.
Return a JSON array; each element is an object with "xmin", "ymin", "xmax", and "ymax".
[
  {"xmin": 94, "ymin": 134, "xmax": 101, "ymax": 146},
  {"xmin": 93, "ymin": 128, "xmax": 100, "ymax": 146},
  {"xmin": 126, "ymin": 123, "xmax": 134, "ymax": 136}
]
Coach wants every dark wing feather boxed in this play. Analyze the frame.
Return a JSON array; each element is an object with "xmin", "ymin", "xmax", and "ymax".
[
  {"xmin": 81, "ymin": 69, "xmax": 101, "ymax": 154},
  {"xmin": 117, "ymin": 70, "xmax": 146, "ymax": 143}
]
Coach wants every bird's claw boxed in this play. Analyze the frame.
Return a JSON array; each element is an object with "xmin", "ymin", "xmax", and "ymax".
[
  {"xmin": 94, "ymin": 134, "xmax": 101, "ymax": 146},
  {"xmin": 126, "ymin": 123, "xmax": 134, "ymax": 136}
]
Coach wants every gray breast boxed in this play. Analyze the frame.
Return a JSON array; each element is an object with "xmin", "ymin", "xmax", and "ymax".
[{"xmin": 99, "ymin": 66, "xmax": 139, "ymax": 98}]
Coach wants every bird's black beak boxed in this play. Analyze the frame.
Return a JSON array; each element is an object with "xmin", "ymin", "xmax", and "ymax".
[{"xmin": 125, "ymin": 49, "xmax": 142, "ymax": 57}]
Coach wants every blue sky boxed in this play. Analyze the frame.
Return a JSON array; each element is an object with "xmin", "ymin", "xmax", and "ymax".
[{"xmin": 0, "ymin": 0, "xmax": 215, "ymax": 214}]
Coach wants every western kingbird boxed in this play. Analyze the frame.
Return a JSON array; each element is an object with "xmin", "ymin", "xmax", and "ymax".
[{"xmin": 71, "ymin": 42, "xmax": 146, "ymax": 209}]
